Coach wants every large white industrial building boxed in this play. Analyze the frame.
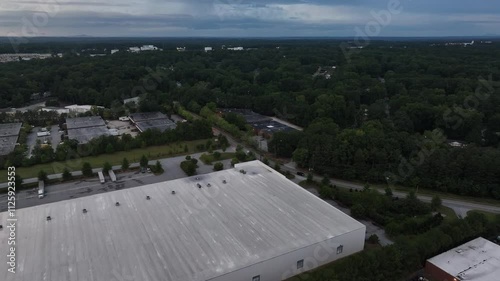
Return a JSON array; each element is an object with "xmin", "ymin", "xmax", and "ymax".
[
  {"xmin": 0, "ymin": 161, "xmax": 366, "ymax": 281},
  {"xmin": 425, "ymin": 237, "xmax": 500, "ymax": 281}
]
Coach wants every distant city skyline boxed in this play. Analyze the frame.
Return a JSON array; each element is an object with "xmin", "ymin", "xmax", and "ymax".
[{"xmin": 0, "ymin": 0, "xmax": 499, "ymax": 37}]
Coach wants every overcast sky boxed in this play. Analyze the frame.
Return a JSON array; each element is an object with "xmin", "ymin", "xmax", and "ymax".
[{"xmin": 0, "ymin": 0, "xmax": 499, "ymax": 37}]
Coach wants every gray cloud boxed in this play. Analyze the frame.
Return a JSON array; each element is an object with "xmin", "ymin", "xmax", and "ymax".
[{"xmin": 0, "ymin": 0, "xmax": 499, "ymax": 37}]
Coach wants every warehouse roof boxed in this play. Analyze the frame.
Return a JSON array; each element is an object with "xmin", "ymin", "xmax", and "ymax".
[
  {"xmin": 66, "ymin": 116, "xmax": 106, "ymax": 129},
  {"xmin": 0, "ymin": 123, "xmax": 22, "ymax": 156},
  {"xmin": 135, "ymin": 119, "xmax": 177, "ymax": 132},
  {"xmin": 427, "ymin": 237, "xmax": 500, "ymax": 281},
  {"xmin": 67, "ymin": 126, "xmax": 111, "ymax": 144},
  {"xmin": 0, "ymin": 122, "xmax": 22, "ymax": 137},
  {"xmin": 129, "ymin": 112, "xmax": 168, "ymax": 122},
  {"xmin": 0, "ymin": 136, "xmax": 19, "ymax": 156},
  {"xmin": 0, "ymin": 161, "xmax": 365, "ymax": 281}
]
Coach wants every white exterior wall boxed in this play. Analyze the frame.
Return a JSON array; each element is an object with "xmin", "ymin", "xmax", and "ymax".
[{"xmin": 209, "ymin": 227, "xmax": 366, "ymax": 281}]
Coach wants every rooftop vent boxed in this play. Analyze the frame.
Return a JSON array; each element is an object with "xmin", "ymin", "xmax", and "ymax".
[
  {"xmin": 197, "ymin": 183, "xmax": 202, "ymax": 188},
  {"xmin": 115, "ymin": 202, "xmax": 120, "ymax": 206},
  {"xmin": 223, "ymin": 180, "xmax": 227, "ymax": 184},
  {"xmin": 171, "ymin": 191, "xmax": 176, "ymax": 195},
  {"xmin": 146, "ymin": 196, "xmax": 151, "ymax": 200},
  {"xmin": 46, "ymin": 216, "xmax": 51, "ymax": 221},
  {"xmin": 239, "ymin": 169, "xmax": 246, "ymax": 174},
  {"xmin": 0, "ymin": 224, "xmax": 3, "ymax": 230},
  {"xmin": 82, "ymin": 209, "xmax": 87, "ymax": 213},
  {"xmin": 207, "ymin": 183, "xmax": 211, "ymax": 187}
]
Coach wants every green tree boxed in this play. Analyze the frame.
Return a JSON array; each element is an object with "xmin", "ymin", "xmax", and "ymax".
[
  {"xmin": 105, "ymin": 143, "xmax": 114, "ymax": 154},
  {"xmin": 15, "ymin": 174, "xmax": 23, "ymax": 188},
  {"xmin": 431, "ymin": 195, "xmax": 442, "ymax": 211},
  {"xmin": 62, "ymin": 168, "xmax": 72, "ymax": 181},
  {"xmin": 262, "ymin": 158, "xmax": 269, "ymax": 165},
  {"xmin": 385, "ymin": 187, "xmax": 393, "ymax": 197},
  {"xmin": 180, "ymin": 160, "xmax": 196, "ymax": 176},
  {"xmin": 274, "ymin": 163, "xmax": 281, "ymax": 172},
  {"xmin": 121, "ymin": 158, "xmax": 130, "ymax": 170},
  {"xmin": 154, "ymin": 160, "xmax": 163, "ymax": 173},
  {"xmin": 231, "ymin": 158, "xmax": 239, "ymax": 167},
  {"xmin": 213, "ymin": 151, "xmax": 221, "ymax": 160},
  {"xmin": 321, "ymin": 176, "xmax": 330, "ymax": 186},
  {"xmin": 213, "ymin": 162, "xmax": 224, "ymax": 171},
  {"xmin": 38, "ymin": 170, "xmax": 48, "ymax": 182},
  {"xmin": 307, "ymin": 173, "xmax": 314, "ymax": 183},
  {"xmin": 82, "ymin": 162, "xmax": 93, "ymax": 177},
  {"xmin": 351, "ymin": 204, "xmax": 366, "ymax": 218},
  {"xmin": 103, "ymin": 162, "xmax": 112, "ymax": 173},
  {"xmin": 140, "ymin": 155, "xmax": 149, "ymax": 168},
  {"xmin": 367, "ymin": 234, "xmax": 380, "ymax": 244}
]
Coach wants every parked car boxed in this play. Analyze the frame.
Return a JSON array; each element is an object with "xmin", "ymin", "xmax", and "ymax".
[{"xmin": 296, "ymin": 171, "xmax": 305, "ymax": 176}]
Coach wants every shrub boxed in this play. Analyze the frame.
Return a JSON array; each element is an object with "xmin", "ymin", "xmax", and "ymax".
[
  {"xmin": 180, "ymin": 160, "xmax": 197, "ymax": 176},
  {"xmin": 213, "ymin": 162, "xmax": 224, "ymax": 171}
]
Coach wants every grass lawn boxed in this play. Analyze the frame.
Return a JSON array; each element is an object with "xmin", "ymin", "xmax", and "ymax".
[
  {"xmin": 199, "ymin": 152, "xmax": 236, "ymax": 164},
  {"xmin": 467, "ymin": 210, "xmax": 499, "ymax": 221},
  {"xmin": 437, "ymin": 206, "xmax": 458, "ymax": 221},
  {"xmin": 0, "ymin": 139, "xmax": 211, "ymax": 182}
]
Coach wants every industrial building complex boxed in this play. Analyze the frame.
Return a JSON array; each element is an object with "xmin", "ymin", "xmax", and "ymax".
[
  {"xmin": 0, "ymin": 122, "xmax": 22, "ymax": 156},
  {"xmin": 129, "ymin": 112, "xmax": 177, "ymax": 132},
  {"xmin": 66, "ymin": 116, "xmax": 110, "ymax": 144},
  {"xmin": 219, "ymin": 109, "xmax": 298, "ymax": 137},
  {"xmin": 425, "ymin": 237, "xmax": 500, "ymax": 281},
  {"xmin": 0, "ymin": 161, "xmax": 366, "ymax": 281}
]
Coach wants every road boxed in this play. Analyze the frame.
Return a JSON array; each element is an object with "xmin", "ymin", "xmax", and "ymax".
[{"xmin": 213, "ymin": 129, "xmax": 500, "ymax": 217}]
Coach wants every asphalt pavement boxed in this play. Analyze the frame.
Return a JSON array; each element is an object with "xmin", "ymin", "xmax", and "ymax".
[{"xmin": 0, "ymin": 152, "xmax": 233, "ymax": 212}]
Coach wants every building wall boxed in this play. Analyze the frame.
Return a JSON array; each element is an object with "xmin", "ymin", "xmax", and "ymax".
[
  {"xmin": 210, "ymin": 227, "xmax": 366, "ymax": 281},
  {"xmin": 425, "ymin": 261, "xmax": 455, "ymax": 281}
]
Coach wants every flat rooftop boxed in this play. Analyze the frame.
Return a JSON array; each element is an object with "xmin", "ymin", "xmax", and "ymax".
[
  {"xmin": 0, "ymin": 136, "xmax": 19, "ymax": 156},
  {"xmin": 0, "ymin": 122, "xmax": 22, "ymax": 137},
  {"xmin": 129, "ymin": 112, "xmax": 168, "ymax": 122},
  {"xmin": 0, "ymin": 161, "xmax": 365, "ymax": 281},
  {"xmin": 67, "ymin": 126, "xmax": 111, "ymax": 144},
  {"xmin": 0, "ymin": 123, "xmax": 22, "ymax": 156},
  {"xmin": 427, "ymin": 237, "xmax": 500, "ymax": 281},
  {"xmin": 135, "ymin": 119, "xmax": 177, "ymax": 132},
  {"xmin": 66, "ymin": 116, "xmax": 106, "ymax": 130}
]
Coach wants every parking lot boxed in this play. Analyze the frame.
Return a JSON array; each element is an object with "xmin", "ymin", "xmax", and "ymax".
[
  {"xmin": 26, "ymin": 125, "xmax": 62, "ymax": 157},
  {"xmin": 0, "ymin": 152, "xmax": 233, "ymax": 212}
]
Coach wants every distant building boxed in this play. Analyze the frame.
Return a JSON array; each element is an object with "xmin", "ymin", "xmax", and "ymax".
[
  {"xmin": 140, "ymin": 45, "xmax": 158, "ymax": 51},
  {"xmin": 66, "ymin": 116, "xmax": 110, "ymax": 144},
  {"xmin": 129, "ymin": 112, "xmax": 176, "ymax": 133},
  {"xmin": 110, "ymin": 49, "xmax": 119, "ymax": 54},
  {"xmin": 176, "ymin": 47, "xmax": 186, "ymax": 52},
  {"xmin": 448, "ymin": 141, "xmax": 467, "ymax": 148},
  {"xmin": 227, "ymin": 47, "xmax": 244, "ymax": 51},
  {"xmin": 65, "ymin": 104, "xmax": 103, "ymax": 114},
  {"xmin": 123, "ymin": 97, "xmax": 140, "ymax": 105},
  {"xmin": 425, "ymin": 237, "xmax": 500, "ymax": 281},
  {"xmin": 204, "ymin": 47, "xmax": 213, "ymax": 52},
  {"xmin": 41, "ymin": 107, "xmax": 70, "ymax": 115},
  {"xmin": 128, "ymin": 47, "xmax": 141, "ymax": 53}
]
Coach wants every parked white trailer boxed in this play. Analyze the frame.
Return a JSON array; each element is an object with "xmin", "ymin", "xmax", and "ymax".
[
  {"xmin": 108, "ymin": 170, "xmax": 117, "ymax": 182},
  {"xmin": 98, "ymin": 171, "xmax": 105, "ymax": 184},
  {"xmin": 37, "ymin": 131, "xmax": 51, "ymax": 137},
  {"xmin": 38, "ymin": 181, "xmax": 45, "ymax": 198}
]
